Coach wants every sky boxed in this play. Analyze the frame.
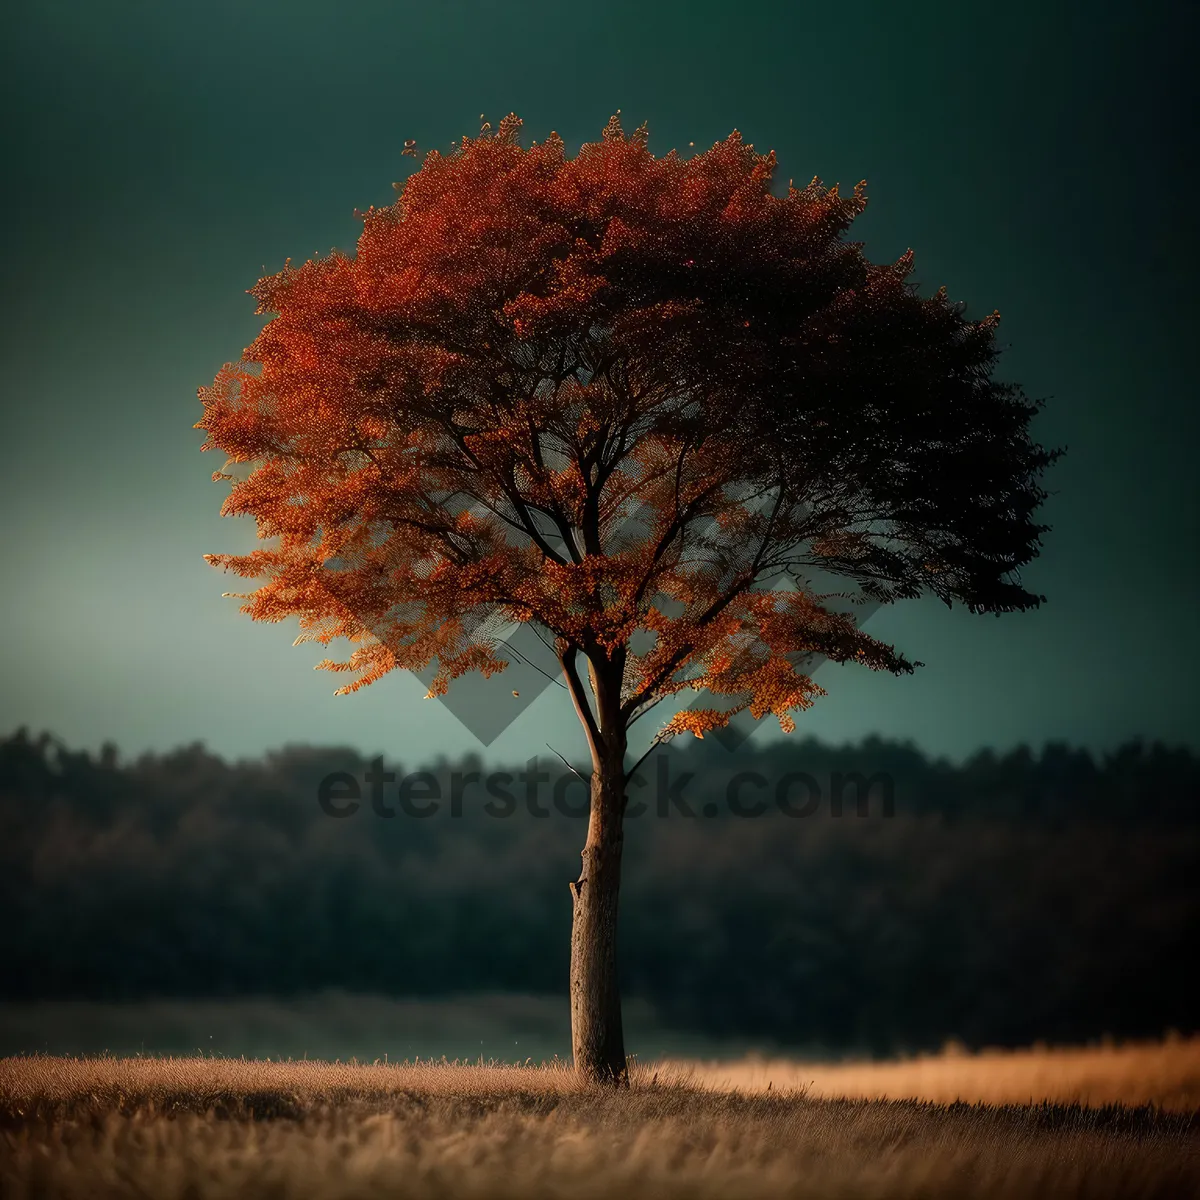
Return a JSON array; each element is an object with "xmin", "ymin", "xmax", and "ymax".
[{"xmin": 1, "ymin": 0, "xmax": 1196, "ymax": 768}]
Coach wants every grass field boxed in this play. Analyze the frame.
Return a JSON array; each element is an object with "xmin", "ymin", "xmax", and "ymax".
[{"xmin": 2, "ymin": 1040, "xmax": 1198, "ymax": 1199}]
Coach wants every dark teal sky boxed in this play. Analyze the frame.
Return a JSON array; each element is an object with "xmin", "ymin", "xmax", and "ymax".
[{"xmin": 1, "ymin": 0, "xmax": 1195, "ymax": 765}]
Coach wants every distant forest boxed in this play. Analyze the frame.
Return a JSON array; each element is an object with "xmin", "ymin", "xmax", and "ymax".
[{"xmin": 2, "ymin": 727, "xmax": 1197, "ymax": 1054}]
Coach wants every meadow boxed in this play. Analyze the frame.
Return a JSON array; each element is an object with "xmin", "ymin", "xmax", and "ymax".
[{"xmin": 2, "ymin": 1039, "xmax": 1197, "ymax": 1199}]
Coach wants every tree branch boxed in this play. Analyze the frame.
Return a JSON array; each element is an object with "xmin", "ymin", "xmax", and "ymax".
[{"xmin": 560, "ymin": 644, "xmax": 604, "ymax": 769}]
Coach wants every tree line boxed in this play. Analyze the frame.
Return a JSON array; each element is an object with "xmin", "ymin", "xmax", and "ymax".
[{"xmin": 2, "ymin": 727, "xmax": 1196, "ymax": 1054}]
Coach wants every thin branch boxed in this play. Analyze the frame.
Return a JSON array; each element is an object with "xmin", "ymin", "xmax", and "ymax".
[
  {"xmin": 546, "ymin": 743, "xmax": 591, "ymax": 782},
  {"xmin": 619, "ymin": 578, "xmax": 754, "ymax": 721},
  {"xmin": 624, "ymin": 732, "xmax": 676, "ymax": 785},
  {"xmin": 528, "ymin": 621, "xmax": 568, "ymax": 665},
  {"xmin": 560, "ymin": 644, "xmax": 604, "ymax": 767},
  {"xmin": 505, "ymin": 638, "xmax": 568, "ymax": 689}
]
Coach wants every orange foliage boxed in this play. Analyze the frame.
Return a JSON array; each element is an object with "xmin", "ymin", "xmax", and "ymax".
[{"xmin": 198, "ymin": 112, "xmax": 1056, "ymax": 744}]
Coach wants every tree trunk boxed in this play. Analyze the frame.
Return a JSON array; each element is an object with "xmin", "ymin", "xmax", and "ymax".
[{"xmin": 569, "ymin": 729, "xmax": 628, "ymax": 1084}]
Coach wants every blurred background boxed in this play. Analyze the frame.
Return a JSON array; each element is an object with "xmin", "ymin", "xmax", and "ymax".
[{"xmin": 2, "ymin": 730, "xmax": 1196, "ymax": 1061}]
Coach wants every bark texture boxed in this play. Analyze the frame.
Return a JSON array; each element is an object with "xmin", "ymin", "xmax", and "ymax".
[
  {"xmin": 566, "ymin": 652, "xmax": 628, "ymax": 1085},
  {"xmin": 569, "ymin": 750, "xmax": 627, "ymax": 1084}
]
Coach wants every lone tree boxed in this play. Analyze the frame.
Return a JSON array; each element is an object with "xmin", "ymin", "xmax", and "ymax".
[{"xmin": 197, "ymin": 112, "xmax": 1060, "ymax": 1083}]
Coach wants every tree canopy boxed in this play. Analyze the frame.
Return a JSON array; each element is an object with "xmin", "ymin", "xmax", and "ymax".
[{"xmin": 197, "ymin": 111, "xmax": 1059, "ymax": 748}]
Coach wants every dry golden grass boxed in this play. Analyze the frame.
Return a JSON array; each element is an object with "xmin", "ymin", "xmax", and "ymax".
[
  {"xmin": 1, "ymin": 1045, "xmax": 1197, "ymax": 1199},
  {"xmin": 671, "ymin": 1033, "xmax": 1200, "ymax": 1113}
]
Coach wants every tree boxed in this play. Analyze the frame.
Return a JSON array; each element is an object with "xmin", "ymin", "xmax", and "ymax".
[{"xmin": 197, "ymin": 111, "xmax": 1061, "ymax": 1083}]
